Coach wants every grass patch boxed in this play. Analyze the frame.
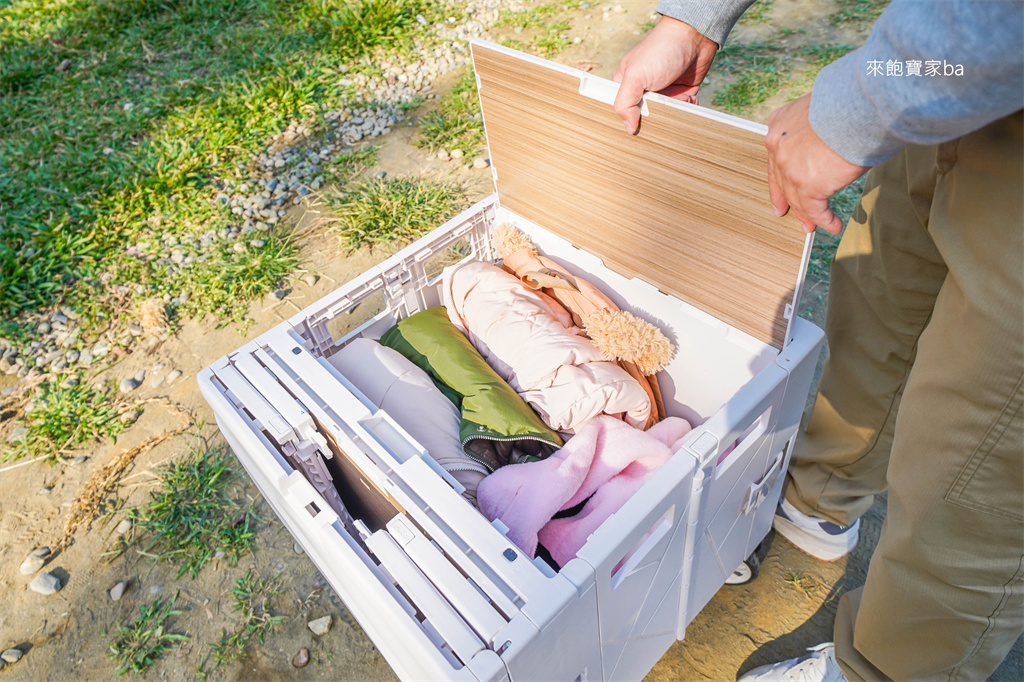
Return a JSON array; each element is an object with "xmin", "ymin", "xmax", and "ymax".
[
  {"xmin": 738, "ymin": 0, "xmax": 775, "ymax": 25},
  {"xmin": 199, "ymin": 569, "xmax": 285, "ymax": 678},
  {"xmin": 178, "ymin": 233, "xmax": 301, "ymax": 328},
  {"xmin": 4, "ymin": 379, "xmax": 124, "ymax": 463},
  {"xmin": 417, "ymin": 69, "xmax": 483, "ymax": 155},
  {"xmin": 107, "ymin": 595, "xmax": 189, "ymax": 676},
  {"xmin": 789, "ymin": 43, "xmax": 856, "ymax": 94},
  {"xmin": 118, "ymin": 444, "xmax": 256, "ymax": 578},
  {"xmin": 806, "ymin": 179, "xmax": 863, "ymax": 283},
  {"xmin": 713, "ymin": 64, "xmax": 787, "ymax": 114},
  {"xmin": 328, "ymin": 177, "xmax": 467, "ymax": 251},
  {"xmin": 533, "ymin": 21, "xmax": 573, "ymax": 57},
  {"xmin": 494, "ymin": 2, "xmax": 577, "ymax": 57},
  {"xmin": 830, "ymin": 0, "xmax": 890, "ymax": 25},
  {"xmin": 0, "ymin": 0, "xmax": 447, "ymax": 332}
]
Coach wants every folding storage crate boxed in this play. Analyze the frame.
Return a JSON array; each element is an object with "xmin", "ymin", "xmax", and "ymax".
[{"xmin": 198, "ymin": 41, "xmax": 825, "ymax": 682}]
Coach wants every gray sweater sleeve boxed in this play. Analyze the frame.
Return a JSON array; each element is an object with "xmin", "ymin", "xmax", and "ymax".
[
  {"xmin": 655, "ymin": 0, "xmax": 757, "ymax": 46},
  {"xmin": 810, "ymin": 0, "xmax": 1023, "ymax": 166}
]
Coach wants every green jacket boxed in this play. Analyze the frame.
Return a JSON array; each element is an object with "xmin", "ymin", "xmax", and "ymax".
[{"xmin": 380, "ymin": 307, "xmax": 561, "ymax": 472}]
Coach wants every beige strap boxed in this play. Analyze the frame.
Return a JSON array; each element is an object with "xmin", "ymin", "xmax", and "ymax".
[{"xmin": 519, "ymin": 269, "xmax": 580, "ymax": 292}]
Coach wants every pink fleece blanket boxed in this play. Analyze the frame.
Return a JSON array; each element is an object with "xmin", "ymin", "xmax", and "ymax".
[{"xmin": 477, "ymin": 415, "xmax": 693, "ymax": 566}]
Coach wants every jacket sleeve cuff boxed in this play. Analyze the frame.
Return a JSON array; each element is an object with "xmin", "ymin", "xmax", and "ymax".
[
  {"xmin": 655, "ymin": 0, "xmax": 757, "ymax": 46},
  {"xmin": 808, "ymin": 50, "xmax": 907, "ymax": 167}
]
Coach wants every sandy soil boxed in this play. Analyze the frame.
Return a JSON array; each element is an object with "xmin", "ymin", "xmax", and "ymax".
[{"xmin": 1, "ymin": 1, "xmax": 1020, "ymax": 681}]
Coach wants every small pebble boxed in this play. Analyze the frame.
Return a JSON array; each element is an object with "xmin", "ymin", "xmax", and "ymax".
[
  {"xmin": 38, "ymin": 487, "xmax": 52, "ymax": 496},
  {"xmin": 214, "ymin": 550, "xmax": 226, "ymax": 559},
  {"xmin": 116, "ymin": 518, "xmax": 134, "ymax": 535},
  {"xmin": 133, "ymin": 369, "xmax": 146, "ymax": 383},
  {"xmin": 31, "ymin": 546, "xmax": 51, "ymax": 558},
  {"xmin": 293, "ymin": 542, "xmax": 305, "ymax": 555},
  {"xmin": 292, "ymin": 648, "xmax": 310, "ymax": 668},
  {"xmin": 250, "ymin": 239, "xmax": 265, "ymax": 248},
  {"xmin": 0, "ymin": 649, "xmax": 22, "ymax": 664},
  {"xmin": 149, "ymin": 585, "xmax": 161, "ymax": 594},
  {"xmin": 78, "ymin": 349, "xmax": 94, "ymax": 366},
  {"xmin": 149, "ymin": 374, "xmax": 165, "ymax": 389},
  {"xmin": 29, "ymin": 572, "xmax": 62, "ymax": 595},
  {"xmin": 71, "ymin": 456, "xmax": 88, "ymax": 466},
  {"xmin": 272, "ymin": 289, "xmax": 287, "ymax": 300},
  {"xmin": 110, "ymin": 581, "xmax": 127, "ymax": 602},
  {"xmin": 167, "ymin": 369, "xmax": 182, "ymax": 383},
  {"xmin": 19, "ymin": 555, "xmax": 45, "ymax": 576},
  {"xmin": 127, "ymin": 323, "xmax": 143, "ymax": 337},
  {"xmin": 302, "ymin": 273, "xmax": 319, "ymax": 287},
  {"xmin": 120, "ymin": 409, "xmax": 142, "ymax": 425},
  {"xmin": 307, "ymin": 615, "xmax": 332, "ymax": 636},
  {"xmin": 56, "ymin": 58, "xmax": 71, "ymax": 72},
  {"xmin": 118, "ymin": 378, "xmax": 139, "ymax": 394},
  {"xmin": 473, "ymin": 158, "xmax": 490, "ymax": 169},
  {"xmin": 451, "ymin": 149, "xmax": 465, "ymax": 159}
]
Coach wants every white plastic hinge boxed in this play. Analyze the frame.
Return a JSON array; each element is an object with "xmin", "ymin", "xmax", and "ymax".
[
  {"xmin": 783, "ymin": 303, "xmax": 794, "ymax": 320},
  {"xmin": 388, "ymin": 517, "xmax": 416, "ymax": 546},
  {"xmin": 688, "ymin": 432, "xmax": 719, "ymax": 463}
]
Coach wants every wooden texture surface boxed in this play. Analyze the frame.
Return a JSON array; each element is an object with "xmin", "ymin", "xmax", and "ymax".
[{"xmin": 472, "ymin": 43, "xmax": 806, "ymax": 348}]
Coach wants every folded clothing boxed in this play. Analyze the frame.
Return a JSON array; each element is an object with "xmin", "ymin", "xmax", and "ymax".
[
  {"xmin": 327, "ymin": 337, "xmax": 488, "ymax": 506},
  {"xmin": 444, "ymin": 261, "xmax": 654, "ymax": 434},
  {"xmin": 493, "ymin": 223, "xmax": 673, "ymax": 427},
  {"xmin": 380, "ymin": 307, "xmax": 562, "ymax": 474},
  {"xmin": 477, "ymin": 415, "xmax": 693, "ymax": 565}
]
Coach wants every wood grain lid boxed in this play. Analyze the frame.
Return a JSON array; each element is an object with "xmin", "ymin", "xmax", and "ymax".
[{"xmin": 471, "ymin": 40, "xmax": 812, "ymax": 349}]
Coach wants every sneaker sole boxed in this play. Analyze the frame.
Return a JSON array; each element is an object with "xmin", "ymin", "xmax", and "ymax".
[{"xmin": 773, "ymin": 516, "xmax": 859, "ymax": 562}]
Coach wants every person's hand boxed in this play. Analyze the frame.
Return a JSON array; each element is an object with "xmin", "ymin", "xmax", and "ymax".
[
  {"xmin": 613, "ymin": 15, "xmax": 719, "ymax": 135},
  {"xmin": 765, "ymin": 94, "xmax": 870, "ymax": 234}
]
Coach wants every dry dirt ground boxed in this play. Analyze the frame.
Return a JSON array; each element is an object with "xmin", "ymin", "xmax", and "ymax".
[{"xmin": 1, "ymin": 1, "xmax": 1021, "ymax": 681}]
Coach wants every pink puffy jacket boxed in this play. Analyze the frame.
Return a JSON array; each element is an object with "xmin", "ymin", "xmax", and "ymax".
[{"xmin": 443, "ymin": 262, "xmax": 653, "ymax": 434}]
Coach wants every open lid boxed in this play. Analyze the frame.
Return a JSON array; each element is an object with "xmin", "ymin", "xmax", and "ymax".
[{"xmin": 471, "ymin": 40, "xmax": 813, "ymax": 350}]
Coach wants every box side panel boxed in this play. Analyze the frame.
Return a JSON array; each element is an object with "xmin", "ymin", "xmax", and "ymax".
[{"xmin": 198, "ymin": 368, "xmax": 488, "ymax": 681}]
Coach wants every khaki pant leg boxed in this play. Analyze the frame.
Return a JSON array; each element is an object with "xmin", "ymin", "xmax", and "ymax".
[
  {"xmin": 833, "ymin": 111, "xmax": 1024, "ymax": 681},
  {"xmin": 784, "ymin": 142, "xmax": 948, "ymax": 527}
]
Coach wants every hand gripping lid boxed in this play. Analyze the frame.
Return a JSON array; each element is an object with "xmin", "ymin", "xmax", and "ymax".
[{"xmin": 471, "ymin": 40, "xmax": 813, "ymax": 350}]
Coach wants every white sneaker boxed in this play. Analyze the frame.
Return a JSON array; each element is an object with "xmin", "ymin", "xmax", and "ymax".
[
  {"xmin": 738, "ymin": 643, "xmax": 847, "ymax": 682},
  {"xmin": 773, "ymin": 498, "xmax": 859, "ymax": 561}
]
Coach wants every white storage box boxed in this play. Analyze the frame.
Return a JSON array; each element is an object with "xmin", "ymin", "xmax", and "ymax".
[{"xmin": 199, "ymin": 42, "xmax": 824, "ymax": 682}]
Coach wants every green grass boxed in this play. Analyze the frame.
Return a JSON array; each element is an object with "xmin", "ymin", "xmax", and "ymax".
[
  {"xmin": 806, "ymin": 179, "xmax": 864, "ymax": 283},
  {"xmin": 794, "ymin": 43, "xmax": 856, "ymax": 91},
  {"xmin": 4, "ymin": 379, "xmax": 124, "ymax": 463},
  {"xmin": 830, "ymin": 0, "xmax": 890, "ymax": 25},
  {"xmin": 327, "ymin": 176, "xmax": 467, "ymax": 251},
  {"xmin": 738, "ymin": 0, "xmax": 775, "ymax": 25},
  {"xmin": 177, "ymin": 232, "xmax": 301, "ymax": 327},
  {"xmin": 533, "ymin": 21, "xmax": 572, "ymax": 57},
  {"xmin": 493, "ymin": 1, "xmax": 577, "ymax": 57},
  {"xmin": 417, "ymin": 69, "xmax": 484, "ymax": 155},
  {"xmin": 0, "ymin": 0, "xmax": 448, "ymax": 340},
  {"xmin": 199, "ymin": 569, "xmax": 285, "ymax": 678},
  {"xmin": 117, "ymin": 444, "xmax": 256, "ymax": 578},
  {"xmin": 107, "ymin": 596, "xmax": 190, "ymax": 676},
  {"xmin": 711, "ymin": 40, "xmax": 789, "ymax": 113},
  {"xmin": 713, "ymin": 64, "xmax": 787, "ymax": 113}
]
